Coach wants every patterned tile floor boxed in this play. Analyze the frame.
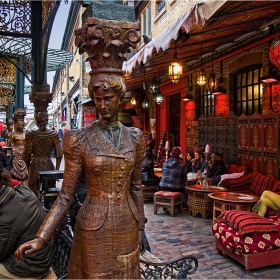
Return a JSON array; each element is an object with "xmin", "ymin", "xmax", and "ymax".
[{"xmin": 143, "ymin": 199, "xmax": 280, "ymax": 279}]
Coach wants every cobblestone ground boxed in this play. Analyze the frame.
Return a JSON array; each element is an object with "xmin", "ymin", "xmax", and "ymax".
[{"xmin": 144, "ymin": 199, "xmax": 280, "ymax": 280}]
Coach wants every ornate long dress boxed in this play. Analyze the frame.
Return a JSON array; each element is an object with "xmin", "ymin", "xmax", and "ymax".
[
  {"xmin": 36, "ymin": 121, "xmax": 145, "ymax": 279},
  {"xmin": 8, "ymin": 130, "xmax": 28, "ymax": 185},
  {"xmin": 22, "ymin": 129, "xmax": 63, "ymax": 194}
]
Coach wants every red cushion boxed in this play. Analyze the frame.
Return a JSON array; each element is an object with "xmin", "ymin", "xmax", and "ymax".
[
  {"xmin": 249, "ymin": 171, "xmax": 276, "ymax": 196},
  {"xmin": 271, "ymin": 180, "xmax": 280, "ymax": 192},
  {"xmin": 154, "ymin": 191, "xmax": 182, "ymax": 197},
  {"xmin": 228, "ymin": 164, "xmax": 248, "ymax": 174},
  {"xmin": 219, "ymin": 210, "xmax": 279, "ymax": 236}
]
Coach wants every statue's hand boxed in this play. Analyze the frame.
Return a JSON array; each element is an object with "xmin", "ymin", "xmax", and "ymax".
[
  {"xmin": 139, "ymin": 230, "xmax": 146, "ymax": 255},
  {"xmin": 15, "ymin": 237, "xmax": 45, "ymax": 260}
]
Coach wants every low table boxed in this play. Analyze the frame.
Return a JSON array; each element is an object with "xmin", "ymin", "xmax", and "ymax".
[
  {"xmin": 208, "ymin": 192, "xmax": 259, "ymax": 225},
  {"xmin": 186, "ymin": 185, "xmax": 227, "ymax": 219}
]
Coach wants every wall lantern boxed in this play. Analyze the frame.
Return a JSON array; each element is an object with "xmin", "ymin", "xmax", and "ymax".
[
  {"xmin": 197, "ymin": 43, "xmax": 206, "ymax": 86},
  {"xmin": 260, "ymin": 73, "xmax": 280, "ymax": 84},
  {"xmin": 208, "ymin": 50, "xmax": 219, "ymax": 92},
  {"xmin": 142, "ymin": 99, "xmax": 149, "ymax": 109},
  {"xmin": 168, "ymin": 40, "xmax": 183, "ymax": 83}
]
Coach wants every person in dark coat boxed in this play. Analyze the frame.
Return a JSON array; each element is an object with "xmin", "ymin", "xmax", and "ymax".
[
  {"xmin": 207, "ymin": 152, "xmax": 227, "ymax": 186},
  {"xmin": 191, "ymin": 148, "xmax": 208, "ymax": 175},
  {"xmin": 0, "ymin": 167, "xmax": 53, "ymax": 278},
  {"xmin": 159, "ymin": 146, "xmax": 187, "ymax": 195},
  {"xmin": 0, "ymin": 146, "xmax": 7, "ymax": 169},
  {"xmin": 186, "ymin": 150, "xmax": 194, "ymax": 174},
  {"xmin": 141, "ymin": 146, "xmax": 160, "ymax": 186}
]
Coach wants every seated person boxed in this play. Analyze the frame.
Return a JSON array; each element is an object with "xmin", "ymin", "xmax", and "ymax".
[
  {"xmin": 191, "ymin": 148, "xmax": 208, "ymax": 175},
  {"xmin": 252, "ymin": 190, "xmax": 280, "ymax": 217},
  {"xmin": 141, "ymin": 146, "xmax": 160, "ymax": 186},
  {"xmin": 159, "ymin": 146, "xmax": 187, "ymax": 197},
  {"xmin": 207, "ymin": 152, "xmax": 227, "ymax": 186},
  {"xmin": 0, "ymin": 167, "xmax": 53, "ymax": 279},
  {"xmin": 186, "ymin": 150, "xmax": 194, "ymax": 174}
]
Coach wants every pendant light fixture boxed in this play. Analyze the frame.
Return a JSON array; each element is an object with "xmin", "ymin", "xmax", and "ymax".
[
  {"xmin": 197, "ymin": 43, "xmax": 206, "ymax": 86},
  {"xmin": 131, "ymin": 88, "xmax": 136, "ymax": 105},
  {"xmin": 142, "ymin": 99, "xmax": 149, "ymax": 109},
  {"xmin": 208, "ymin": 49, "xmax": 219, "ymax": 92},
  {"xmin": 155, "ymin": 88, "xmax": 164, "ymax": 105},
  {"xmin": 182, "ymin": 73, "xmax": 193, "ymax": 102},
  {"xmin": 168, "ymin": 40, "xmax": 183, "ymax": 83}
]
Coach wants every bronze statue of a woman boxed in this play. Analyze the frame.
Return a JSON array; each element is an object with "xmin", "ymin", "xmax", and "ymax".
[
  {"xmin": 7, "ymin": 110, "xmax": 28, "ymax": 186},
  {"xmin": 15, "ymin": 3, "xmax": 146, "ymax": 277}
]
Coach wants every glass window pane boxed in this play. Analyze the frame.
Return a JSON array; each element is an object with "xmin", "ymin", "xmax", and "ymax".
[
  {"xmin": 147, "ymin": 5, "xmax": 151, "ymax": 36},
  {"xmin": 237, "ymin": 75, "xmax": 241, "ymax": 87},
  {"xmin": 236, "ymin": 89, "xmax": 240, "ymax": 101},
  {"xmin": 242, "ymin": 102, "xmax": 246, "ymax": 113},
  {"xmin": 242, "ymin": 73, "xmax": 246, "ymax": 86},
  {"xmin": 254, "ymin": 85, "xmax": 259, "ymax": 99},
  {"xmin": 248, "ymin": 86, "xmax": 252, "ymax": 100},
  {"xmin": 253, "ymin": 69, "xmax": 259, "ymax": 83},
  {"xmin": 248, "ymin": 101, "xmax": 252, "ymax": 115},
  {"xmin": 242, "ymin": 87, "xmax": 246, "ymax": 100},
  {"xmin": 247, "ymin": 71, "xmax": 252, "ymax": 84},
  {"xmin": 143, "ymin": 12, "xmax": 146, "ymax": 34},
  {"xmin": 254, "ymin": 101, "xmax": 259, "ymax": 112}
]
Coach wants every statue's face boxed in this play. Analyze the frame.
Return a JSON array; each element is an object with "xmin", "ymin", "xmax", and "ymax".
[
  {"xmin": 17, "ymin": 122, "xmax": 24, "ymax": 132},
  {"xmin": 94, "ymin": 87, "xmax": 121, "ymax": 121},
  {"xmin": 36, "ymin": 113, "xmax": 48, "ymax": 131}
]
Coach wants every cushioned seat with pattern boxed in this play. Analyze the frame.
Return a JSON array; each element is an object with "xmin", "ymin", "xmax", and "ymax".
[
  {"xmin": 154, "ymin": 191, "xmax": 183, "ymax": 217},
  {"xmin": 212, "ymin": 210, "xmax": 280, "ymax": 273}
]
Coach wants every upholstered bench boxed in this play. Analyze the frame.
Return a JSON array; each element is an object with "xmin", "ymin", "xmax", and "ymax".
[
  {"xmin": 212, "ymin": 210, "xmax": 280, "ymax": 273},
  {"xmin": 154, "ymin": 191, "xmax": 183, "ymax": 217},
  {"xmin": 142, "ymin": 184, "xmax": 159, "ymax": 199}
]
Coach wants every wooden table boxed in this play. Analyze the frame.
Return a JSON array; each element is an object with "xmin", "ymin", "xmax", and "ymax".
[
  {"xmin": 186, "ymin": 184, "xmax": 227, "ymax": 219},
  {"xmin": 154, "ymin": 168, "xmax": 162, "ymax": 178},
  {"xmin": 208, "ymin": 192, "xmax": 259, "ymax": 225}
]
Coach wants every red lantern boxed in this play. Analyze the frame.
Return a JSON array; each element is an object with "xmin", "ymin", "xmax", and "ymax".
[{"xmin": 269, "ymin": 37, "xmax": 280, "ymax": 69}]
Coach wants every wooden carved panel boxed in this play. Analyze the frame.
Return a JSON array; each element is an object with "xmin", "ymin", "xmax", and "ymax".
[
  {"xmin": 238, "ymin": 124, "xmax": 249, "ymax": 149},
  {"xmin": 263, "ymin": 124, "xmax": 277, "ymax": 152},
  {"xmin": 227, "ymin": 129, "xmax": 237, "ymax": 146},
  {"xmin": 207, "ymin": 128, "xmax": 216, "ymax": 145},
  {"xmin": 238, "ymin": 153, "xmax": 249, "ymax": 167},
  {"xmin": 216, "ymin": 129, "xmax": 226, "ymax": 145},
  {"xmin": 263, "ymin": 157, "xmax": 277, "ymax": 178},
  {"xmin": 249, "ymin": 124, "xmax": 262, "ymax": 151},
  {"xmin": 249, "ymin": 152, "xmax": 262, "ymax": 173}
]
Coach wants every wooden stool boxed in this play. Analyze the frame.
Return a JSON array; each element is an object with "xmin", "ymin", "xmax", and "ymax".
[
  {"xmin": 154, "ymin": 191, "xmax": 183, "ymax": 217},
  {"xmin": 142, "ymin": 184, "xmax": 159, "ymax": 199}
]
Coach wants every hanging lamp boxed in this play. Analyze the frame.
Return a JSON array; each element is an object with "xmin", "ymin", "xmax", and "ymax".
[
  {"xmin": 168, "ymin": 40, "xmax": 183, "ymax": 83},
  {"xmin": 142, "ymin": 99, "xmax": 149, "ymax": 109},
  {"xmin": 197, "ymin": 43, "xmax": 206, "ymax": 86},
  {"xmin": 131, "ymin": 90, "xmax": 136, "ymax": 105},
  {"xmin": 182, "ymin": 74, "xmax": 193, "ymax": 101},
  {"xmin": 155, "ymin": 88, "xmax": 164, "ymax": 105},
  {"xmin": 208, "ymin": 49, "xmax": 219, "ymax": 92}
]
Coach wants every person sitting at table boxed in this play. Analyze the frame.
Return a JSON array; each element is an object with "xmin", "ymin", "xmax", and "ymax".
[
  {"xmin": 186, "ymin": 150, "xmax": 194, "ymax": 174},
  {"xmin": 206, "ymin": 152, "xmax": 227, "ymax": 186},
  {"xmin": 252, "ymin": 190, "xmax": 280, "ymax": 217},
  {"xmin": 191, "ymin": 148, "xmax": 208, "ymax": 175},
  {"xmin": 159, "ymin": 146, "xmax": 187, "ymax": 198},
  {"xmin": 141, "ymin": 146, "xmax": 160, "ymax": 186}
]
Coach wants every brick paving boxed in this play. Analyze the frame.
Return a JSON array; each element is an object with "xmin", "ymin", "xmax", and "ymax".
[{"xmin": 143, "ymin": 199, "xmax": 280, "ymax": 279}]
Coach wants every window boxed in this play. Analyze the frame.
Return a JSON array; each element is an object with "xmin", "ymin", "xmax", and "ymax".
[
  {"xmin": 157, "ymin": 0, "xmax": 166, "ymax": 13},
  {"xmin": 200, "ymin": 88, "xmax": 215, "ymax": 117},
  {"xmin": 234, "ymin": 65, "xmax": 263, "ymax": 116},
  {"xmin": 139, "ymin": 4, "xmax": 151, "ymax": 45}
]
